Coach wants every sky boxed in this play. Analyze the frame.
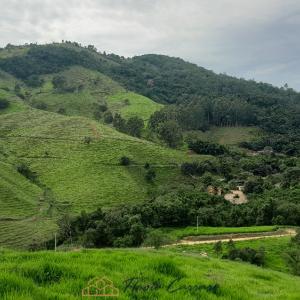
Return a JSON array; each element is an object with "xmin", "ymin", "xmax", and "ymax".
[{"xmin": 0, "ymin": 0, "xmax": 299, "ymax": 90}]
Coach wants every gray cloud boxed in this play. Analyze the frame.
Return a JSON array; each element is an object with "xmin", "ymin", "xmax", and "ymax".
[{"xmin": 0, "ymin": 0, "xmax": 299, "ymax": 90}]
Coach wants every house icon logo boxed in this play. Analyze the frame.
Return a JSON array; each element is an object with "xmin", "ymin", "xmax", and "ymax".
[{"xmin": 82, "ymin": 277, "xmax": 119, "ymax": 297}]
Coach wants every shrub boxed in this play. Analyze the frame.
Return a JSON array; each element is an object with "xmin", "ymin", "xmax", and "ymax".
[
  {"xmin": 120, "ymin": 156, "xmax": 130, "ymax": 166},
  {"xmin": 126, "ymin": 116, "xmax": 144, "ymax": 137},
  {"xmin": 225, "ymin": 247, "xmax": 265, "ymax": 266},
  {"xmin": 17, "ymin": 163, "xmax": 37, "ymax": 182},
  {"xmin": 25, "ymin": 75, "xmax": 44, "ymax": 87},
  {"xmin": 0, "ymin": 98, "xmax": 9, "ymax": 110},
  {"xmin": 143, "ymin": 231, "xmax": 170, "ymax": 249},
  {"xmin": 145, "ymin": 169, "xmax": 156, "ymax": 182},
  {"xmin": 285, "ymin": 230, "xmax": 300, "ymax": 275},
  {"xmin": 157, "ymin": 120, "xmax": 183, "ymax": 148},
  {"xmin": 189, "ymin": 140, "xmax": 227, "ymax": 155},
  {"xmin": 83, "ymin": 136, "xmax": 92, "ymax": 144},
  {"xmin": 214, "ymin": 241, "xmax": 223, "ymax": 256},
  {"xmin": 103, "ymin": 110, "xmax": 113, "ymax": 123}
]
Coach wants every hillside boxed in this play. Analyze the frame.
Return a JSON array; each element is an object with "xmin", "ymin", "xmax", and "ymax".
[
  {"xmin": 0, "ymin": 106, "xmax": 208, "ymax": 248},
  {"xmin": 0, "ymin": 42, "xmax": 299, "ymax": 251},
  {"xmin": 26, "ymin": 66, "xmax": 162, "ymax": 121},
  {"xmin": 0, "ymin": 247, "xmax": 299, "ymax": 300}
]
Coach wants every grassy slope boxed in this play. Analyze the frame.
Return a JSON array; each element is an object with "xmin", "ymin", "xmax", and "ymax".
[
  {"xmin": 0, "ymin": 108, "xmax": 208, "ymax": 248},
  {"xmin": 29, "ymin": 66, "xmax": 162, "ymax": 121},
  {"xmin": 0, "ymin": 71, "xmax": 28, "ymax": 114},
  {"xmin": 186, "ymin": 126, "xmax": 260, "ymax": 146},
  {"xmin": 106, "ymin": 91, "xmax": 163, "ymax": 121},
  {"xmin": 0, "ymin": 248, "xmax": 299, "ymax": 300},
  {"xmin": 168, "ymin": 236, "xmax": 292, "ymax": 274}
]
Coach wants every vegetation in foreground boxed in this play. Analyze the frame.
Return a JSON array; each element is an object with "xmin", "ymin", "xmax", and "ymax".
[{"xmin": 0, "ymin": 247, "xmax": 300, "ymax": 300}]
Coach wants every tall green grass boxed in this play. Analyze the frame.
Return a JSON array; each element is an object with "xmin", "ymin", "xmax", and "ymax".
[{"xmin": 0, "ymin": 248, "xmax": 299, "ymax": 299}]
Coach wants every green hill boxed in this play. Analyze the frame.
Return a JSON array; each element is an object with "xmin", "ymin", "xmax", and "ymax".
[
  {"xmin": 0, "ymin": 107, "xmax": 207, "ymax": 248},
  {"xmin": 0, "ymin": 42, "xmax": 299, "ymax": 252},
  {"xmin": 22, "ymin": 66, "xmax": 162, "ymax": 121},
  {"xmin": 0, "ymin": 248, "xmax": 299, "ymax": 300}
]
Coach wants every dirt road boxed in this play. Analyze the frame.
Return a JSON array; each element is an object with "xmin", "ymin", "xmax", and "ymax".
[{"xmin": 166, "ymin": 228, "xmax": 297, "ymax": 247}]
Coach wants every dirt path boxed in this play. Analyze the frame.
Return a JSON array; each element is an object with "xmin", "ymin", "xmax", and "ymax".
[
  {"xmin": 224, "ymin": 190, "xmax": 248, "ymax": 204},
  {"xmin": 166, "ymin": 228, "xmax": 297, "ymax": 247}
]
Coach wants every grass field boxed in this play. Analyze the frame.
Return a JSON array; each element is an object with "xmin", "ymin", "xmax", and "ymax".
[
  {"xmin": 106, "ymin": 91, "xmax": 163, "ymax": 121},
  {"xmin": 151, "ymin": 226, "xmax": 278, "ymax": 241},
  {"xmin": 0, "ymin": 247, "xmax": 299, "ymax": 300},
  {"xmin": 167, "ymin": 236, "xmax": 292, "ymax": 274},
  {"xmin": 185, "ymin": 126, "xmax": 260, "ymax": 146}
]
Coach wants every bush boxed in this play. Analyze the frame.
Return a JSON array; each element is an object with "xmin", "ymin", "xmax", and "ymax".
[
  {"xmin": 0, "ymin": 98, "xmax": 9, "ymax": 110},
  {"xmin": 103, "ymin": 111, "xmax": 113, "ymax": 123},
  {"xmin": 143, "ymin": 231, "xmax": 170, "ymax": 249},
  {"xmin": 213, "ymin": 241, "xmax": 223, "ymax": 256},
  {"xmin": 189, "ymin": 140, "xmax": 227, "ymax": 155},
  {"xmin": 120, "ymin": 156, "xmax": 130, "ymax": 166},
  {"xmin": 157, "ymin": 120, "xmax": 183, "ymax": 148},
  {"xmin": 17, "ymin": 163, "xmax": 37, "ymax": 182},
  {"xmin": 126, "ymin": 116, "xmax": 144, "ymax": 137},
  {"xmin": 181, "ymin": 161, "xmax": 216, "ymax": 177},
  {"xmin": 244, "ymin": 177, "xmax": 264, "ymax": 194},
  {"xmin": 225, "ymin": 247, "xmax": 265, "ymax": 266},
  {"xmin": 285, "ymin": 230, "xmax": 300, "ymax": 275},
  {"xmin": 25, "ymin": 75, "xmax": 44, "ymax": 87},
  {"xmin": 145, "ymin": 169, "xmax": 156, "ymax": 182},
  {"xmin": 83, "ymin": 136, "xmax": 92, "ymax": 144}
]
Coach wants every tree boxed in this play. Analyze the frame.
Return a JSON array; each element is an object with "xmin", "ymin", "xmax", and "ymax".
[
  {"xmin": 58, "ymin": 214, "xmax": 73, "ymax": 243},
  {"xmin": 113, "ymin": 113, "xmax": 127, "ymax": 132},
  {"xmin": 52, "ymin": 75, "xmax": 66, "ymax": 90},
  {"xmin": 25, "ymin": 75, "xmax": 44, "ymax": 87},
  {"xmin": 126, "ymin": 116, "xmax": 144, "ymax": 137},
  {"xmin": 188, "ymin": 140, "xmax": 227, "ymax": 155},
  {"xmin": 157, "ymin": 120, "xmax": 182, "ymax": 148}
]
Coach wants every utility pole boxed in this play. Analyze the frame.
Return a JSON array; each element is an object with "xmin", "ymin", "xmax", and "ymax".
[
  {"xmin": 197, "ymin": 216, "xmax": 199, "ymax": 232},
  {"xmin": 54, "ymin": 233, "xmax": 57, "ymax": 252}
]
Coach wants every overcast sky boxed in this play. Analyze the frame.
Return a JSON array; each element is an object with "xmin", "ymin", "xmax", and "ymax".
[{"xmin": 0, "ymin": 0, "xmax": 299, "ymax": 90}]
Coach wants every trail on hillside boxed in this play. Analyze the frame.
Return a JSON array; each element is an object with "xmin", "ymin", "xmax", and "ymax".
[{"xmin": 166, "ymin": 228, "xmax": 297, "ymax": 247}]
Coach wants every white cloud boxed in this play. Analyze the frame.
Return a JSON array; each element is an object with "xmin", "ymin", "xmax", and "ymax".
[{"xmin": 0, "ymin": 0, "xmax": 299, "ymax": 90}]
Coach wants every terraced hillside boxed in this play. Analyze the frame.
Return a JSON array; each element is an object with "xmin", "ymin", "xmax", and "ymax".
[{"xmin": 0, "ymin": 106, "xmax": 208, "ymax": 248}]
